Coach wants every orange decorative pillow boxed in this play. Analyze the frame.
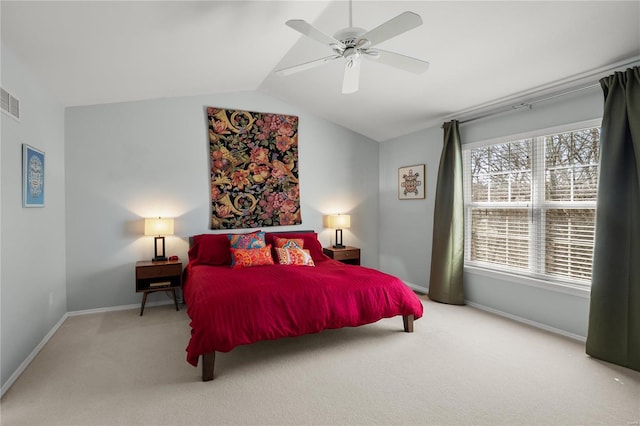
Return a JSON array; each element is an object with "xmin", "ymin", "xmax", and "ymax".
[
  {"xmin": 275, "ymin": 247, "xmax": 315, "ymax": 266},
  {"xmin": 230, "ymin": 245, "xmax": 274, "ymax": 269},
  {"xmin": 273, "ymin": 237, "xmax": 304, "ymax": 249}
]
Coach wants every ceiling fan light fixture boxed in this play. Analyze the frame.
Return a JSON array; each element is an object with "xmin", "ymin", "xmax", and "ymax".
[{"xmin": 344, "ymin": 47, "xmax": 360, "ymax": 64}]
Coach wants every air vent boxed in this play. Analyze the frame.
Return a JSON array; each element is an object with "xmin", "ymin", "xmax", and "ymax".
[{"xmin": 1, "ymin": 88, "xmax": 20, "ymax": 121}]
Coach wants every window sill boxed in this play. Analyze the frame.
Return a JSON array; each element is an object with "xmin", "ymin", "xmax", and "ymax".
[{"xmin": 464, "ymin": 264, "xmax": 591, "ymax": 299}]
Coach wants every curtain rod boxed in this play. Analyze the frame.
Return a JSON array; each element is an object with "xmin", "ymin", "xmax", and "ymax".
[
  {"xmin": 440, "ymin": 58, "xmax": 640, "ymax": 128},
  {"xmin": 458, "ymin": 82, "xmax": 601, "ymax": 125}
]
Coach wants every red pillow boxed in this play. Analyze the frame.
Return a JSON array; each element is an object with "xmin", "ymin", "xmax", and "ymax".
[
  {"xmin": 188, "ymin": 234, "xmax": 231, "ymax": 266},
  {"xmin": 265, "ymin": 232, "xmax": 328, "ymax": 263}
]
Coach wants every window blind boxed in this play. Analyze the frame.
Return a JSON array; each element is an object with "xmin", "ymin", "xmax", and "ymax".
[{"xmin": 463, "ymin": 125, "xmax": 600, "ymax": 285}]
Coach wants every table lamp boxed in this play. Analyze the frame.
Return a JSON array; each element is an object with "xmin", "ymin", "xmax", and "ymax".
[
  {"xmin": 144, "ymin": 217, "xmax": 174, "ymax": 261},
  {"xmin": 327, "ymin": 214, "xmax": 351, "ymax": 249}
]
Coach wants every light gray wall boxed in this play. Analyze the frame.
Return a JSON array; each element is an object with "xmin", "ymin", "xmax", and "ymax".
[
  {"xmin": 379, "ymin": 126, "xmax": 442, "ymax": 293},
  {"xmin": 1, "ymin": 45, "xmax": 67, "ymax": 387},
  {"xmin": 65, "ymin": 92, "xmax": 379, "ymax": 311},
  {"xmin": 379, "ymin": 86, "xmax": 603, "ymax": 338},
  {"xmin": 461, "ymin": 87, "xmax": 602, "ymax": 338}
]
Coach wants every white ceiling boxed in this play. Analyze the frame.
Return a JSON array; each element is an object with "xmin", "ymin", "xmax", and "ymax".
[{"xmin": 2, "ymin": 1, "xmax": 639, "ymax": 142}]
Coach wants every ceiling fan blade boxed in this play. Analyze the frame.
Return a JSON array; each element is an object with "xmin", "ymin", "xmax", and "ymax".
[
  {"xmin": 286, "ymin": 19, "xmax": 344, "ymax": 48},
  {"xmin": 342, "ymin": 57, "xmax": 361, "ymax": 94},
  {"xmin": 276, "ymin": 55, "xmax": 341, "ymax": 76},
  {"xmin": 369, "ymin": 49, "xmax": 430, "ymax": 74},
  {"xmin": 359, "ymin": 11, "xmax": 423, "ymax": 47}
]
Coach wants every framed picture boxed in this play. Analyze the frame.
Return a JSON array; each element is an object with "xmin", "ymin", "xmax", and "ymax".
[
  {"xmin": 22, "ymin": 144, "xmax": 45, "ymax": 207},
  {"xmin": 398, "ymin": 164, "xmax": 425, "ymax": 200}
]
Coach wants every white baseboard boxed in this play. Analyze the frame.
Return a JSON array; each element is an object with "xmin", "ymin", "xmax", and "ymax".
[
  {"xmin": 1, "ymin": 313, "xmax": 68, "ymax": 398},
  {"xmin": 466, "ymin": 301, "xmax": 587, "ymax": 342},
  {"xmin": 1, "ymin": 299, "xmax": 176, "ymax": 398},
  {"xmin": 405, "ymin": 281, "xmax": 428, "ymax": 295},
  {"xmin": 67, "ymin": 299, "xmax": 175, "ymax": 317}
]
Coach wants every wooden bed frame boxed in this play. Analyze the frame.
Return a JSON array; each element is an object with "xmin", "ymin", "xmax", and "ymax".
[{"xmin": 200, "ymin": 314, "xmax": 414, "ymax": 381}]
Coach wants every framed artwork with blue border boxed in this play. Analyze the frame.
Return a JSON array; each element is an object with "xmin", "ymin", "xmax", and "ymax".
[{"xmin": 22, "ymin": 144, "xmax": 45, "ymax": 207}]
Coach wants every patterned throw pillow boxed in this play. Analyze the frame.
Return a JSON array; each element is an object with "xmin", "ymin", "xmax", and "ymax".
[
  {"xmin": 230, "ymin": 245, "xmax": 274, "ymax": 269},
  {"xmin": 228, "ymin": 231, "xmax": 266, "ymax": 249},
  {"xmin": 275, "ymin": 247, "xmax": 315, "ymax": 266},
  {"xmin": 273, "ymin": 237, "xmax": 303, "ymax": 249},
  {"xmin": 265, "ymin": 232, "xmax": 326, "ymax": 263}
]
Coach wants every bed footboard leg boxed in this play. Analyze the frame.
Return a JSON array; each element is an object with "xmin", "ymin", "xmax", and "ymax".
[
  {"xmin": 403, "ymin": 315, "xmax": 414, "ymax": 333},
  {"xmin": 202, "ymin": 352, "xmax": 215, "ymax": 381}
]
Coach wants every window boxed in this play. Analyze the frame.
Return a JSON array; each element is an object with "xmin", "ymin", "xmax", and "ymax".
[{"xmin": 463, "ymin": 122, "xmax": 600, "ymax": 285}]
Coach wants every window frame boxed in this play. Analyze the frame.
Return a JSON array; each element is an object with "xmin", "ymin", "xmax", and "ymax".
[{"xmin": 462, "ymin": 118, "xmax": 601, "ymax": 293}]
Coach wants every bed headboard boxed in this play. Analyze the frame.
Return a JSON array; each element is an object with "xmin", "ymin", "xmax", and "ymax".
[{"xmin": 188, "ymin": 230, "xmax": 316, "ymax": 248}]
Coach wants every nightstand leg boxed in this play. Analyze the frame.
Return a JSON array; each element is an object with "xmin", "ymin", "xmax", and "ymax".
[
  {"xmin": 140, "ymin": 292, "xmax": 148, "ymax": 316},
  {"xmin": 172, "ymin": 289, "xmax": 179, "ymax": 311}
]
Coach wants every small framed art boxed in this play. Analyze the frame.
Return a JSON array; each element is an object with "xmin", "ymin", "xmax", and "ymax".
[
  {"xmin": 23, "ymin": 144, "xmax": 45, "ymax": 207},
  {"xmin": 398, "ymin": 164, "xmax": 425, "ymax": 200}
]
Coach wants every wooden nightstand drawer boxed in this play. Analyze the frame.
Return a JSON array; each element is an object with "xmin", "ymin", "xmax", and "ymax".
[
  {"xmin": 331, "ymin": 248, "xmax": 360, "ymax": 261},
  {"xmin": 136, "ymin": 263, "xmax": 181, "ymax": 279},
  {"xmin": 323, "ymin": 246, "xmax": 361, "ymax": 265}
]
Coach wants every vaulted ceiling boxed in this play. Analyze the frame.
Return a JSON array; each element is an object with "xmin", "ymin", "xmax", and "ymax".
[{"xmin": 2, "ymin": 1, "xmax": 639, "ymax": 141}]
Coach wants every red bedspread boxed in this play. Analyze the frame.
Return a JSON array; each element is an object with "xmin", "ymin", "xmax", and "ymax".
[{"xmin": 183, "ymin": 260, "xmax": 423, "ymax": 366}]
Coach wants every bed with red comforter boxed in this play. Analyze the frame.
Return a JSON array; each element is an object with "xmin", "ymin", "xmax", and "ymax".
[{"xmin": 183, "ymin": 231, "xmax": 424, "ymax": 381}]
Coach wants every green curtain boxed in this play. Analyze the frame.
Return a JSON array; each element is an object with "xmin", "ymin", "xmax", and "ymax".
[
  {"xmin": 428, "ymin": 120, "xmax": 465, "ymax": 305},
  {"xmin": 586, "ymin": 66, "xmax": 640, "ymax": 372}
]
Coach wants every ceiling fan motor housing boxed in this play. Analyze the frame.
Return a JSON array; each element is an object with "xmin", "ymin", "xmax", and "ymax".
[{"xmin": 333, "ymin": 27, "xmax": 367, "ymax": 47}]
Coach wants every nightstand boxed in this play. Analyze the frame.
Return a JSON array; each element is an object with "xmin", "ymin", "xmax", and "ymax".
[
  {"xmin": 135, "ymin": 259, "xmax": 182, "ymax": 316},
  {"xmin": 323, "ymin": 246, "xmax": 361, "ymax": 265}
]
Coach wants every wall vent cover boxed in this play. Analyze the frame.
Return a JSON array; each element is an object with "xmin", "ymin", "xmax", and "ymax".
[{"xmin": 1, "ymin": 88, "xmax": 20, "ymax": 121}]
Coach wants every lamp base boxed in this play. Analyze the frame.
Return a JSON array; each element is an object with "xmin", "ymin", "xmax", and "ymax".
[
  {"xmin": 334, "ymin": 228, "xmax": 345, "ymax": 249},
  {"xmin": 153, "ymin": 236, "xmax": 167, "ymax": 262}
]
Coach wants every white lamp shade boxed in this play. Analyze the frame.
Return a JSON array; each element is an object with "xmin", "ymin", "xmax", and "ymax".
[
  {"xmin": 328, "ymin": 214, "xmax": 351, "ymax": 229},
  {"xmin": 144, "ymin": 217, "xmax": 174, "ymax": 236}
]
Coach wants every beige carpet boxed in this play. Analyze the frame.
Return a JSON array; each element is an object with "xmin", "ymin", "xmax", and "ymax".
[{"xmin": 1, "ymin": 296, "xmax": 639, "ymax": 425}]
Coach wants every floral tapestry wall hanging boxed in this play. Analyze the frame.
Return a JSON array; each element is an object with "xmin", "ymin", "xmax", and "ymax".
[{"xmin": 207, "ymin": 107, "xmax": 301, "ymax": 229}]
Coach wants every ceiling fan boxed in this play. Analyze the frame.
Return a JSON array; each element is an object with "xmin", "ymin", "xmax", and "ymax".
[{"xmin": 276, "ymin": 1, "xmax": 430, "ymax": 94}]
